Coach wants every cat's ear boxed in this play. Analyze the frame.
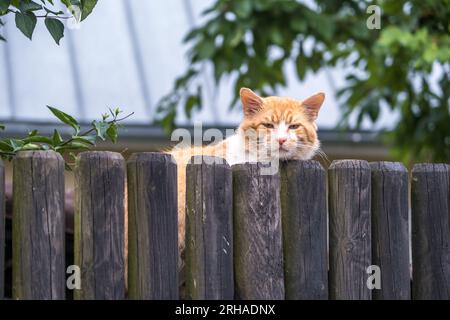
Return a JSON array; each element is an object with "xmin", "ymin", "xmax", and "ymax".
[
  {"xmin": 240, "ymin": 88, "xmax": 263, "ymax": 117},
  {"xmin": 302, "ymin": 92, "xmax": 325, "ymax": 121}
]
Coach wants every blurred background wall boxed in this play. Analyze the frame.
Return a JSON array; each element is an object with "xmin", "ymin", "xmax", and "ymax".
[{"xmin": 0, "ymin": 0, "xmax": 390, "ymax": 169}]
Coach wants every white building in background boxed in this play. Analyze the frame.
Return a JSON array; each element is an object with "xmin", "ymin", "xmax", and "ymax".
[{"xmin": 0, "ymin": 0, "xmax": 391, "ymax": 159}]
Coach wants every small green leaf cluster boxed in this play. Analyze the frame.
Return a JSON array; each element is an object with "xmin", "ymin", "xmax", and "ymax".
[
  {"xmin": 0, "ymin": 0, "xmax": 98, "ymax": 44},
  {"xmin": 0, "ymin": 106, "xmax": 133, "ymax": 169}
]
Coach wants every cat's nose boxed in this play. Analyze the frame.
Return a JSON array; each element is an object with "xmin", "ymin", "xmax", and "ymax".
[{"xmin": 277, "ymin": 137, "xmax": 287, "ymax": 145}]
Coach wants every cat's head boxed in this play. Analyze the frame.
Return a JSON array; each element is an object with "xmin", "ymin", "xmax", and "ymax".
[{"xmin": 237, "ymin": 88, "xmax": 325, "ymax": 161}]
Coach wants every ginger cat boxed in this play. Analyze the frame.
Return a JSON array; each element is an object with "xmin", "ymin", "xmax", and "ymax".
[{"xmin": 169, "ymin": 88, "xmax": 325, "ymax": 269}]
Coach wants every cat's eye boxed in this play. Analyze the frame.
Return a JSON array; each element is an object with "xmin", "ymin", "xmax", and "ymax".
[
  {"xmin": 289, "ymin": 124, "xmax": 300, "ymax": 130},
  {"xmin": 262, "ymin": 123, "xmax": 274, "ymax": 129}
]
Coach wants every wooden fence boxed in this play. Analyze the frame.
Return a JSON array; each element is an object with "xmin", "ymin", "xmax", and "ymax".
[{"xmin": 0, "ymin": 151, "xmax": 449, "ymax": 300}]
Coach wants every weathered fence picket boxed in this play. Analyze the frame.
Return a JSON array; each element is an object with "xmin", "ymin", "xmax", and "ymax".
[
  {"xmin": 127, "ymin": 153, "xmax": 178, "ymax": 299},
  {"xmin": 12, "ymin": 151, "xmax": 65, "ymax": 300},
  {"xmin": 280, "ymin": 160, "xmax": 328, "ymax": 300},
  {"xmin": 328, "ymin": 160, "xmax": 371, "ymax": 300},
  {"xmin": 185, "ymin": 156, "xmax": 233, "ymax": 300},
  {"xmin": 411, "ymin": 164, "xmax": 450, "ymax": 300},
  {"xmin": 370, "ymin": 161, "xmax": 411, "ymax": 300},
  {"xmin": 370, "ymin": 162, "xmax": 410, "ymax": 300},
  {"xmin": 233, "ymin": 163, "xmax": 284, "ymax": 300},
  {"xmin": 74, "ymin": 152, "xmax": 126, "ymax": 299},
  {"xmin": 0, "ymin": 159, "xmax": 4, "ymax": 299}
]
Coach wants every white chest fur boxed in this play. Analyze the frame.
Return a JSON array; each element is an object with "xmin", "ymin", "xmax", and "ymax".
[{"xmin": 223, "ymin": 134, "xmax": 257, "ymax": 166}]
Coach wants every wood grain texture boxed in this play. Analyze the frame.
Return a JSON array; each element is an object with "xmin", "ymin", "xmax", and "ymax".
[
  {"xmin": 370, "ymin": 162, "xmax": 410, "ymax": 300},
  {"xmin": 185, "ymin": 156, "xmax": 233, "ymax": 299},
  {"xmin": 329, "ymin": 160, "xmax": 371, "ymax": 300},
  {"xmin": 0, "ymin": 160, "xmax": 4, "ymax": 299},
  {"xmin": 411, "ymin": 163, "xmax": 450, "ymax": 300},
  {"xmin": 12, "ymin": 151, "xmax": 65, "ymax": 300},
  {"xmin": 233, "ymin": 163, "xmax": 284, "ymax": 300},
  {"xmin": 127, "ymin": 152, "xmax": 178, "ymax": 299},
  {"xmin": 280, "ymin": 160, "xmax": 328, "ymax": 300},
  {"xmin": 74, "ymin": 152, "xmax": 126, "ymax": 299}
]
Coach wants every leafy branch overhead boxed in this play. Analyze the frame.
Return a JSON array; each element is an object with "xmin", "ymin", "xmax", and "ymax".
[
  {"xmin": 156, "ymin": 0, "xmax": 450, "ymax": 163},
  {"xmin": 0, "ymin": 106, "xmax": 133, "ymax": 169},
  {"xmin": 0, "ymin": 0, "xmax": 98, "ymax": 44}
]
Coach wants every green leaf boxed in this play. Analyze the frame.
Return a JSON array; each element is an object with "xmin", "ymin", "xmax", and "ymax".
[
  {"xmin": 71, "ymin": 135, "xmax": 96, "ymax": 145},
  {"xmin": 9, "ymin": 139, "xmax": 24, "ymax": 152},
  {"xmin": 92, "ymin": 120, "xmax": 109, "ymax": 140},
  {"xmin": 295, "ymin": 46, "xmax": 307, "ymax": 81},
  {"xmin": 15, "ymin": 12, "xmax": 37, "ymax": 40},
  {"xmin": 0, "ymin": 140, "xmax": 14, "ymax": 152},
  {"xmin": 52, "ymin": 129, "xmax": 63, "ymax": 145},
  {"xmin": 196, "ymin": 40, "xmax": 215, "ymax": 60},
  {"xmin": 80, "ymin": 0, "xmax": 97, "ymax": 21},
  {"xmin": 185, "ymin": 95, "xmax": 198, "ymax": 118},
  {"xmin": 20, "ymin": 0, "xmax": 42, "ymax": 12},
  {"xmin": 61, "ymin": 0, "xmax": 80, "ymax": 8},
  {"xmin": 106, "ymin": 123, "xmax": 118, "ymax": 143},
  {"xmin": 229, "ymin": 27, "xmax": 244, "ymax": 47},
  {"xmin": 290, "ymin": 19, "xmax": 307, "ymax": 33},
  {"xmin": 69, "ymin": 152, "xmax": 77, "ymax": 162},
  {"xmin": 61, "ymin": 0, "xmax": 81, "ymax": 21},
  {"xmin": 175, "ymin": 69, "xmax": 197, "ymax": 88},
  {"xmin": 47, "ymin": 106, "xmax": 80, "ymax": 134},
  {"xmin": 234, "ymin": 0, "xmax": 252, "ymax": 19},
  {"xmin": 21, "ymin": 143, "xmax": 41, "ymax": 151},
  {"xmin": 0, "ymin": 0, "xmax": 10, "ymax": 12},
  {"xmin": 45, "ymin": 18, "xmax": 64, "ymax": 45},
  {"xmin": 22, "ymin": 135, "xmax": 53, "ymax": 144},
  {"xmin": 28, "ymin": 129, "xmax": 38, "ymax": 136},
  {"xmin": 269, "ymin": 27, "xmax": 284, "ymax": 46}
]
